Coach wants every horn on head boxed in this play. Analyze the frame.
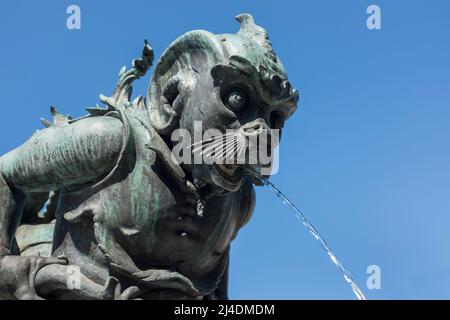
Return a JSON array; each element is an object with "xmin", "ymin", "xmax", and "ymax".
[{"xmin": 235, "ymin": 13, "xmax": 273, "ymax": 53}]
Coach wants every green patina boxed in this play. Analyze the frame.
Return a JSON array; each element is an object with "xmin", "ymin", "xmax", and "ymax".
[{"xmin": 0, "ymin": 14, "xmax": 298, "ymax": 300}]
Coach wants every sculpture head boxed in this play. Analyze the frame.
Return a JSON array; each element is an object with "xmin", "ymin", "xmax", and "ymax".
[{"xmin": 148, "ymin": 14, "xmax": 299, "ymax": 192}]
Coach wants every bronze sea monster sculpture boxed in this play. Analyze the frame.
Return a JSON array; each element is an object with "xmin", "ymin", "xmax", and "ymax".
[{"xmin": 0, "ymin": 14, "xmax": 298, "ymax": 300}]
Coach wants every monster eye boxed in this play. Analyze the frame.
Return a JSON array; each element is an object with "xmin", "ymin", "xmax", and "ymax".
[{"xmin": 223, "ymin": 88, "xmax": 247, "ymax": 112}]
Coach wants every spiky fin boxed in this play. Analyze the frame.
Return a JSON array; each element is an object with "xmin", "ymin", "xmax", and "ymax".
[
  {"xmin": 99, "ymin": 40, "xmax": 154, "ymax": 112},
  {"xmin": 41, "ymin": 106, "xmax": 72, "ymax": 128},
  {"xmin": 235, "ymin": 13, "xmax": 274, "ymax": 54}
]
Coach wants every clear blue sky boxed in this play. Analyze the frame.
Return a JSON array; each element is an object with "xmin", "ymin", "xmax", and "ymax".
[{"xmin": 1, "ymin": 0, "xmax": 450, "ymax": 299}]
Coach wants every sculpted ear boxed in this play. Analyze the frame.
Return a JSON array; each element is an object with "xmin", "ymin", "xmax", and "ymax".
[
  {"xmin": 149, "ymin": 74, "xmax": 195, "ymax": 136},
  {"xmin": 147, "ymin": 30, "xmax": 225, "ymax": 135}
]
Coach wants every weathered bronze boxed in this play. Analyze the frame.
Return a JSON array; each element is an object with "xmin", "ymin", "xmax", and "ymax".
[{"xmin": 0, "ymin": 14, "xmax": 298, "ymax": 299}]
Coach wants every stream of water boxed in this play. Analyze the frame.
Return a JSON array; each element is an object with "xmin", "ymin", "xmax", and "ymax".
[{"xmin": 262, "ymin": 179, "xmax": 367, "ymax": 300}]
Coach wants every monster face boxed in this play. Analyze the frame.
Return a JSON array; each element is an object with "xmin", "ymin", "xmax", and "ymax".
[{"xmin": 148, "ymin": 14, "xmax": 298, "ymax": 192}]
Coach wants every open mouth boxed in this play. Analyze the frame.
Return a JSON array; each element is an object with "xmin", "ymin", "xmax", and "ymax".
[
  {"xmin": 212, "ymin": 162, "xmax": 272, "ymax": 191},
  {"xmin": 216, "ymin": 163, "xmax": 240, "ymax": 176},
  {"xmin": 212, "ymin": 163, "xmax": 244, "ymax": 191}
]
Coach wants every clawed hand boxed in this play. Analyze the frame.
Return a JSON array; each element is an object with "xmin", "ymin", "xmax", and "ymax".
[
  {"xmin": 34, "ymin": 262, "xmax": 144, "ymax": 300},
  {"xmin": 0, "ymin": 255, "xmax": 68, "ymax": 300},
  {"xmin": 101, "ymin": 277, "xmax": 142, "ymax": 300}
]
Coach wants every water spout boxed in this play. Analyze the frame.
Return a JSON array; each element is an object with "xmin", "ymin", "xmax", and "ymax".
[{"xmin": 261, "ymin": 178, "xmax": 367, "ymax": 300}]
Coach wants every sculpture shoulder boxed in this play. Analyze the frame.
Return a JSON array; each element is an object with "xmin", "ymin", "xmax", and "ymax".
[
  {"xmin": 0, "ymin": 115, "xmax": 126, "ymax": 192},
  {"xmin": 69, "ymin": 115, "xmax": 124, "ymax": 140}
]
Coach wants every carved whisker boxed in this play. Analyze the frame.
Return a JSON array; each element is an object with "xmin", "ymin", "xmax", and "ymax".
[
  {"xmin": 211, "ymin": 145, "xmax": 234, "ymax": 162},
  {"xmin": 220, "ymin": 134, "xmax": 247, "ymax": 161},
  {"xmin": 210, "ymin": 137, "xmax": 238, "ymax": 159},
  {"xmin": 200, "ymin": 135, "xmax": 236, "ymax": 157},
  {"xmin": 231, "ymin": 138, "xmax": 246, "ymax": 160},
  {"xmin": 197, "ymin": 138, "xmax": 230, "ymax": 156},
  {"xmin": 188, "ymin": 133, "xmax": 235, "ymax": 150},
  {"xmin": 236, "ymin": 138, "xmax": 247, "ymax": 158},
  {"xmin": 212, "ymin": 138, "xmax": 239, "ymax": 162},
  {"xmin": 203, "ymin": 143, "xmax": 234, "ymax": 161},
  {"xmin": 190, "ymin": 133, "xmax": 235, "ymax": 154},
  {"xmin": 188, "ymin": 137, "xmax": 215, "ymax": 149},
  {"xmin": 192, "ymin": 139, "xmax": 223, "ymax": 154},
  {"xmin": 234, "ymin": 137, "xmax": 246, "ymax": 159}
]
